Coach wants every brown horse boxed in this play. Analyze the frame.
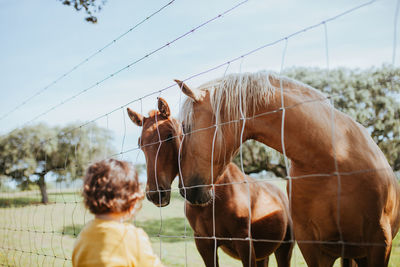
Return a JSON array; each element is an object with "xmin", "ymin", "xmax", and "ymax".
[
  {"xmin": 127, "ymin": 98, "xmax": 293, "ymax": 267},
  {"xmin": 174, "ymin": 71, "xmax": 400, "ymax": 267}
]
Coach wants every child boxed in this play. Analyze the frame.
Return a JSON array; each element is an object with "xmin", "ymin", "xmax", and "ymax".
[{"xmin": 72, "ymin": 159, "xmax": 164, "ymax": 267}]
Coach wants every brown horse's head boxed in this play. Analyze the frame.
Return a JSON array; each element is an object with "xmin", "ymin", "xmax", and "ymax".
[
  {"xmin": 127, "ymin": 98, "xmax": 182, "ymax": 207},
  {"xmin": 176, "ymin": 79, "xmax": 239, "ymax": 205}
]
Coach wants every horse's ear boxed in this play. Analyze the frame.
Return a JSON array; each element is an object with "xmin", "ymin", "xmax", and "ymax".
[
  {"xmin": 157, "ymin": 97, "xmax": 170, "ymax": 118},
  {"xmin": 174, "ymin": 79, "xmax": 203, "ymax": 102},
  {"xmin": 127, "ymin": 108, "xmax": 144, "ymax": 126}
]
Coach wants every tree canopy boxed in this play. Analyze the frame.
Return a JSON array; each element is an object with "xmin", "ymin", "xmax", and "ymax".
[
  {"xmin": 0, "ymin": 123, "xmax": 113, "ymax": 203},
  {"xmin": 60, "ymin": 0, "xmax": 107, "ymax": 23},
  {"xmin": 234, "ymin": 65, "xmax": 400, "ymax": 176}
]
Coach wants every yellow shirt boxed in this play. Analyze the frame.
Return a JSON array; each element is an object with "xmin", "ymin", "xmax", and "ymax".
[{"xmin": 72, "ymin": 218, "xmax": 163, "ymax": 267}]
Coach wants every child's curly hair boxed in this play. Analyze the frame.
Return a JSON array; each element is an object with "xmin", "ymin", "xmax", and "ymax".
[{"xmin": 83, "ymin": 159, "xmax": 144, "ymax": 215}]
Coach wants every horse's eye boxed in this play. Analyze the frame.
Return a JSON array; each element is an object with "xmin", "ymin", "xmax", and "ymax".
[
  {"xmin": 166, "ymin": 134, "xmax": 173, "ymax": 141},
  {"xmin": 181, "ymin": 122, "xmax": 186, "ymax": 134}
]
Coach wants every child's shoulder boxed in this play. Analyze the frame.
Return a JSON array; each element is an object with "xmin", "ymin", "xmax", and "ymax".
[
  {"xmin": 123, "ymin": 222, "xmax": 145, "ymax": 236},
  {"xmin": 82, "ymin": 219, "xmax": 132, "ymax": 235},
  {"xmin": 79, "ymin": 219, "xmax": 146, "ymax": 240},
  {"xmin": 121, "ymin": 223, "xmax": 150, "ymax": 242}
]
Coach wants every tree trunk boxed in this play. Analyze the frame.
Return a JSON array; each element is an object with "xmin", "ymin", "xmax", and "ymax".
[{"xmin": 37, "ymin": 175, "xmax": 48, "ymax": 204}]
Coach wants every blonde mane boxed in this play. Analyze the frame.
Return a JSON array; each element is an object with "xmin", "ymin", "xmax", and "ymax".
[
  {"xmin": 180, "ymin": 71, "xmax": 326, "ymax": 134},
  {"xmin": 148, "ymin": 110, "xmax": 158, "ymax": 117}
]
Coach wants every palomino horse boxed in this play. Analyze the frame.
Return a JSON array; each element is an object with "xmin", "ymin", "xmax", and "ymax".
[
  {"xmin": 174, "ymin": 71, "xmax": 400, "ymax": 267},
  {"xmin": 127, "ymin": 98, "xmax": 293, "ymax": 267}
]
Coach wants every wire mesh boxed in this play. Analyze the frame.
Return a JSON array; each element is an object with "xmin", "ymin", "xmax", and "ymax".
[{"xmin": 1, "ymin": 0, "xmax": 400, "ymax": 266}]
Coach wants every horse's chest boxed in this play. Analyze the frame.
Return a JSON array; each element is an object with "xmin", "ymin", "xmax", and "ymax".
[{"xmin": 187, "ymin": 204, "xmax": 247, "ymax": 238}]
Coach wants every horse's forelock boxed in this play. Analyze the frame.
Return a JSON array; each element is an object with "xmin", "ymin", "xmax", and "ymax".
[
  {"xmin": 180, "ymin": 97, "xmax": 195, "ymax": 134},
  {"xmin": 148, "ymin": 110, "xmax": 158, "ymax": 117}
]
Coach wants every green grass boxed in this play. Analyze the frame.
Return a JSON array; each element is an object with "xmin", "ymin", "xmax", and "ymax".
[{"xmin": 0, "ymin": 183, "xmax": 399, "ymax": 266}]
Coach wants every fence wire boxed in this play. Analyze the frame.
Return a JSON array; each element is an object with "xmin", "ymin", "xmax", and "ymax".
[
  {"xmin": 0, "ymin": 0, "xmax": 176, "ymax": 123},
  {"xmin": 1, "ymin": 0, "xmax": 400, "ymax": 266}
]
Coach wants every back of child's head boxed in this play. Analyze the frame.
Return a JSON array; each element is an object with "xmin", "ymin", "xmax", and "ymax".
[{"xmin": 83, "ymin": 159, "xmax": 144, "ymax": 215}]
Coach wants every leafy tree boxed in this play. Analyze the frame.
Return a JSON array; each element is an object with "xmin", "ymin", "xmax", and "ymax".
[
  {"xmin": 60, "ymin": 0, "xmax": 107, "ymax": 23},
  {"xmin": 0, "ymin": 123, "xmax": 113, "ymax": 203},
  {"xmin": 234, "ymin": 65, "xmax": 400, "ymax": 176},
  {"xmin": 233, "ymin": 140, "xmax": 287, "ymax": 177}
]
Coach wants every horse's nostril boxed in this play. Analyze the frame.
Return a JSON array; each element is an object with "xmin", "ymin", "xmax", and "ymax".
[
  {"xmin": 159, "ymin": 190, "xmax": 166, "ymax": 199},
  {"xmin": 180, "ymin": 186, "xmax": 211, "ymax": 205}
]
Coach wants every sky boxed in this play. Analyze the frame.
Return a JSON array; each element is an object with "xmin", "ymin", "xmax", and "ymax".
[{"xmin": 0, "ymin": 0, "xmax": 399, "ymax": 166}]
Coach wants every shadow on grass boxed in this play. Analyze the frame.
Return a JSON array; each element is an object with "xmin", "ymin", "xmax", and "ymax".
[
  {"xmin": 0, "ymin": 197, "xmax": 41, "ymax": 208},
  {"xmin": 63, "ymin": 224, "xmax": 84, "ymax": 237},
  {"xmin": 135, "ymin": 217, "xmax": 194, "ymax": 243},
  {"xmin": 62, "ymin": 217, "xmax": 194, "ymax": 243},
  {"xmin": 0, "ymin": 192, "xmax": 81, "ymax": 208}
]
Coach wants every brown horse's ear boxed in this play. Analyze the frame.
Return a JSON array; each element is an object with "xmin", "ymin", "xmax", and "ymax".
[
  {"xmin": 157, "ymin": 97, "xmax": 170, "ymax": 118},
  {"xmin": 127, "ymin": 108, "xmax": 144, "ymax": 126},
  {"xmin": 174, "ymin": 79, "xmax": 204, "ymax": 102}
]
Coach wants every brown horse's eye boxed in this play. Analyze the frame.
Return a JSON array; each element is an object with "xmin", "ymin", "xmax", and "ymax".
[
  {"xmin": 181, "ymin": 122, "xmax": 186, "ymax": 134},
  {"xmin": 166, "ymin": 134, "xmax": 173, "ymax": 141}
]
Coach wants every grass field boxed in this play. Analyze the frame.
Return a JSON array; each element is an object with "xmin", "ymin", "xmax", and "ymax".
[{"xmin": 0, "ymin": 181, "xmax": 399, "ymax": 267}]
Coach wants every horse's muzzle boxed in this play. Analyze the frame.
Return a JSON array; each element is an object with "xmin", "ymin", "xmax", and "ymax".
[
  {"xmin": 179, "ymin": 185, "xmax": 212, "ymax": 205},
  {"xmin": 146, "ymin": 188, "xmax": 171, "ymax": 207}
]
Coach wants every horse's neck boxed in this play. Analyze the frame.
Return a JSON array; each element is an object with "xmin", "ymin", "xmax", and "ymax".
[{"xmin": 244, "ymin": 88, "xmax": 340, "ymax": 173}]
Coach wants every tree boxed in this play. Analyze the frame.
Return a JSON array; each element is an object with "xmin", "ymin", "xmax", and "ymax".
[
  {"xmin": 60, "ymin": 0, "xmax": 107, "ymax": 23},
  {"xmin": 0, "ymin": 123, "xmax": 113, "ymax": 203},
  {"xmin": 234, "ymin": 65, "xmax": 400, "ymax": 176},
  {"xmin": 233, "ymin": 140, "xmax": 287, "ymax": 177}
]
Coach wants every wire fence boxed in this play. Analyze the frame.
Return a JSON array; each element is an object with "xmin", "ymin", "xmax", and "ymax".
[
  {"xmin": 1, "ymin": 0, "xmax": 400, "ymax": 266},
  {"xmin": 0, "ymin": 0, "xmax": 176, "ymax": 123}
]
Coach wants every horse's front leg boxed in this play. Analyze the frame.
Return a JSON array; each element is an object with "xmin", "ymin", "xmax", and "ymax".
[
  {"xmin": 365, "ymin": 237, "xmax": 392, "ymax": 267},
  {"xmin": 297, "ymin": 242, "xmax": 336, "ymax": 267},
  {"xmin": 274, "ymin": 224, "xmax": 294, "ymax": 267},
  {"xmin": 342, "ymin": 257, "xmax": 368, "ymax": 267},
  {"xmin": 363, "ymin": 217, "xmax": 393, "ymax": 267},
  {"xmin": 294, "ymin": 224, "xmax": 335, "ymax": 267},
  {"xmin": 234, "ymin": 239, "xmax": 257, "ymax": 267},
  {"xmin": 256, "ymin": 257, "xmax": 269, "ymax": 267},
  {"xmin": 194, "ymin": 235, "xmax": 219, "ymax": 267}
]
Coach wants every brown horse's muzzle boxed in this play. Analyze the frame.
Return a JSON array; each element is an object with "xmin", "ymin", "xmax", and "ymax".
[
  {"xmin": 146, "ymin": 188, "xmax": 171, "ymax": 207},
  {"xmin": 179, "ymin": 184, "xmax": 212, "ymax": 205}
]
